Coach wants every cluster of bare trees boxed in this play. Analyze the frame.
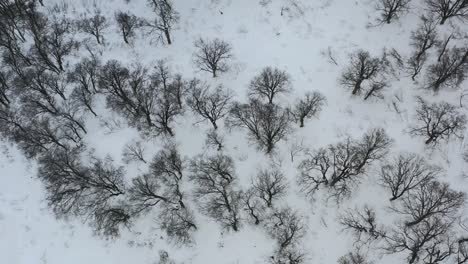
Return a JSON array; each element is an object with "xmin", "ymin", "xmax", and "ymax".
[
  {"xmin": 339, "ymin": 150, "xmax": 467, "ymax": 264},
  {"xmin": 298, "ymin": 128, "xmax": 392, "ymax": 201},
  {"xmin": 340, "ymin": 50, "xmax": 389, "ymax": 100}
]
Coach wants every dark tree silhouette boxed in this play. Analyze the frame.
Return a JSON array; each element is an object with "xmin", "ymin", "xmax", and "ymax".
[
  {"xmin": 115, "ymin": 11, "xmax": 143, "ymax": 44},
  {"xmin": 227, "ymin": 100, "xmax": 291, "ymax": 154},
  {"xmin": 248, "ymin": 67, "xmax": 292, "ymax": 104},
  {"xmin": 77, "ymin": 10, "xmax": 108, "ymax": 45},
  {"xmin": 409, "ymin": 97, "xmax": 466, "ymax": 145},
  {"xmin": 193, "ymin": 38, "xmax": 232, "ymax": 77},
  {"xmin": 252, "ymin": 168, "xmax": 288, "ymax": 208},
  {"xmin": 186, "ymin": 81, "xmax": 233, "ymax": 130},
  {"xmin": 340, "ymin": 206, "xmax": 386, "ymax": 245},
  {"xmin": 189, "ymin": 153, "xmax": 242, "ymax": 231},
  {"xmin": 407, "ymin": 16, "xmax": 438, "ymax": 81},
  {"xmin": 290, "ymin": 91, "xmax": 325, "ymax": 127},
  {"xmin": 146, "ymin": 0, "xmax": 179, "ymax": 44},
  {"xmin": 425, "ymin": 47, "xmax": 468, "ymax": 91},
  {"xmin": 380, "ymin": 153, "xmax": 439, "ymax": 201},
  {"xmin": 425, "ymin": 0, "xmax": 468, "ymax": 24},
  {"xmin": 338, "ymin": 252, "xmax": 371, "ymax": 264},
  {"xmin": 298, "ymin": 128, "xmax": 391, "ymax": 201},
  {"xmin": 376, "ymin": 0, "xmax": 411, "ymax": 24}
]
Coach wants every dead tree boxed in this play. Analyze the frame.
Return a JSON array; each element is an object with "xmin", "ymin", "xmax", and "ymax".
[
  {"xmin": 385, "ymin": 217, "xmax": 453, "ymax": 264},
  {"xmin": 186, "ymin": 81, "xmax": 233, "ymax": 130},
  {"xmin": 252, "ymin": 168, "xmax": 288, "ymax": 208},
  {"xmin": 226, "ymin": 100, "xmax": 291, "ymax": 154},
  {"xmin": 146, "ymin": 0, "xmax": 179, "ymax": 44},
  {"xmin": 92, "ymin": 204, "xmax": 131, "ymax": 238},
  {"xmin": 376, "ymin": 0, "xmax": 411, "ymax": 24},
  {"xmin": 409, "ymin": 97, "xmax": 466, "ymax": 145},
  {"xmin": 298, "ymin": 128, "xmax": 391, "ymax": 201},
  {"xmin": 407, "ymin": 16, "xmax": 438, "ymax": 81},
  {"xmin": 205, "ymin": 129, "xmax": 225, "ymax": 151},
  {"xmin": 340, "ymin": 50, "xmax": 386, "ymax": 99},
  {"xmin": 128, "ymin": 173, "xmax": 171, "ymax": 215},
  {"xmin": 425, "ymin": 47, "xmax": 468, "ymax": 91},
  {"xmin": 77, "ymin": 11, "xmax": 108, "ymax": 45},
  {"xmin": 189, "ymin": 154, "xmax": 242, "ymax": 231},
  {"xmin": 122, "ymin": 140, "xmax": 147, "ymax": 164},
  {"xmin": 193, "ymin": 38, "xmax": 232, "ymax": 77},
  {"xmin": 265, "ymin": 206, "xmax": 305, "ymax": 252},
  {"xmin": 338, "ymin": 252, "xmax": 371, "ymax": 264},
  {"xmin": 339, "ymin": 206, "xmax": 387, "ymax": 245},
  {"xmin": 391, "ymin": 180, "xmax": 465, "ymax": 227},
  {"xmin": 425, "ymin": 0, "xmax": 468, "ymax": 24},
  {"xmin": 380, "ymin": 153, "xmax": 440, "ymax": 201},
  {"xmin": 115, "ymin": 11, "xmax": 143, "ymax": 44},
  {"xmin": 248, "ymin": 67, "xmax": 292, "ymax": 104},
  {"xmin": 290, "ymin": 91, "xmax": 325, "ymax": 127},
  {"xmin": 158, "ymin": 203, "xmax": 197, "ymax": 244},
  {"xmin": 242, "ymin": 188, "xmax": 265, "ymax": 225}
]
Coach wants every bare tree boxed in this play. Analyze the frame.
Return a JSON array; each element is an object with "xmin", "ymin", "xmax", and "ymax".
[
  {"xmin": 270, "ymin": 246, "xmax": 305, "ymax": 264},
  {"xmin": 298, "ymin": 128, "xmax": 391, "ymax": 201},
  {"xmin": 252, "ymin": 168, "xmax": 288, "ymax": 208},
  {"xmin": 77, "ymin": 10, "xmax": 108, "ymax": 45},
  {"xmin": 128, "ymin": 173, "xmax": 171, "ymax": 215},
  {"xmin": 340, "ymin": 50, "xmax": 387, "ymax": 99},
  {"xmin": 205, "ymin": 129, "xmax": 225, "ymax": 151},
  {"xmin": 92, "ymin": 204, "xmax": 131, "ymax": 238},
  {"xmin": 407, "ymin": 16, "xmax": 438, "ymax": 81},
  {"xmin": 226, "ymin": 100, "xmax": 291, "ymax": 154},
  {"xmin": 338, "ymin": 252, "xmax": 371, "ymax": 264},
  {"xmin": 158, "ymin": 203, "xmax": 197, "ymax": 244},
  {"xmin": 425, "ymin": 47, "xmax": 468, "ymax": 91},
  {"xmin": 99, "ymin": 60, "xmax": 184, "ymax": 136},
  {"xmin": 409, "ymin": 97, "xmax": 466, "ymax": 145},
  {"xmin": 425, "ymin": 0, "xmax": 468, "ymax": 24},
  {"xmin": 376, "ymin": 0, "xmax": 411, "ymax": 24},
  {"xmin": 186, "ymin": 81, "xmax": 233, "ymax": 130},
  {"xmin": 339, "ymin": 206, "xmax": 386, "ymax": 245},
  {"xmin": 122, "ymin": 140, "xmax": 147, "ymax": 164},
  {"xmin": 380, "ymin": 153, "xmax": 439, "ymax": 201},
  {"xmin": 193, "ymin": 38, "xmax": 232, "ymax": 77},
  {"xmin": 391, "ymin": 180, "xmax": 465, "ymax": 227},
  {"xmin": 243, "ymin": 188, "xmax": 265, "ymax": 225},
  {"xmin": 265, "ymin": 206, "xmax": 306, "ymax": 252},
  {"xmin": 248, "ymin": 67, "xmax": 292, "ymax": 104},
  {"xmin": 115, "ymin": 11, "xmax": 143, "ymax": 44},
  {"xmin": 146, "ymin": 0, "xmax": 179, "ymax": 44},
  {"xmin": 385, "ymin": 217, "xmax": 453, "ymax": 264},
  {"xmin": 290, "ymin": 91, "xmax": 326, "ymax": 127},
  {"xmin": 189, "ymin": 154, "xmax": 242, "ymax": 231}
]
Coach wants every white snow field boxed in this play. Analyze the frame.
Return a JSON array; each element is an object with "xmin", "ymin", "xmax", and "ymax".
[{"xmin": 1, "ymin": 0, "xmax": 467, "ymax": 263}]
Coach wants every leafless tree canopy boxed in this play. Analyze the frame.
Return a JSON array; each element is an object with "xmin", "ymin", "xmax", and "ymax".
[
  {"xmin": 204, "ymin": 129, "xmax": 225, "ymax": 151},
  {"xmin": 407, "ymin": 16, "xmax": 438, "ymax": 81},
  {"xmin": 265, "ymin": 206, "xmax": 306, "ymax": 264},
  {"xmin": 226, "ymin": 100, "xmax": 291, "ymax": 153},
  {"xmin": 338, "ymin": 252, "xmax": 371, "ymax": 264},
  {"xmin": 298, "ymin": 128, "xmax": 391, "ymax": 201},
  {"xmin": 146, "ymin": 0, "xmax": 179, "ymax": 44},
  {"xmin": 380, "ymin": 153, "xmax": 439, "ymax": 201},
  {"xmin": 340, "ymin": 50, "xmax": 387, "ymax": 99},
  {"xmin": 425, "ymin": 0, "xmax": 468, "ymax": 24},
  {"xmin": 193, "ymin": 38, "xmax": 232, "ymax": 77},
  {"xmin": 409, "ymin": 97, "xmax": 466, "ymax": 145},
  {"xmin": 252, "ymin": 168, "xmax": 288, "ymax": 208},
  {"xmin": 186, "ymin": 81, "xmax": 233, "ymax": 130},
  {"xmin": 392, "ymin": 180, "xmax": 465, "ymax": 227},
  {"xmin": 115, "ymin": 11, "xmax": 143, "ymax": 44},
  {"xmin": 189, "ymin": 153, "xmax": 242, "ymax": 231},
  {"xmin": 290, "ymin": 91, "xmax": 326, "ymax": 127},
  {"xmin": 77, "ymin": 10, "xmax": 107, "ymax": 45},
  {"xmin": 99, "ymin": 60, "xmax": 185, "ymax": 136},
  {"xmin": 122, "ymin": 140, "xmax": 147, "ymax": 164},
  {"xmin": 425, "ymin": 47, "xmax": 468, "ymax": 91},
  {"xmin": 339, "ymin": 206, "xmax": 386, "ymax": 245},
  {"xmin": 248, "ymin": 67, "xmax": 292, "ymax": 104},
  {"xmin": 376, "ymin": 0, "xmax": 411, "ymax": 24}
]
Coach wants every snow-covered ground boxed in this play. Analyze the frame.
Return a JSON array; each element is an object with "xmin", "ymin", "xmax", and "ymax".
[{"xmin": 1, "ymin": 0, "xmax": 467, "ymax": 263}]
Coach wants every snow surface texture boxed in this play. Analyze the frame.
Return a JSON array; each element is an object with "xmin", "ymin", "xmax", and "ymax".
[{"xmin": 1, "ymin": 0, "xmax": 468, "ymax": 263}]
